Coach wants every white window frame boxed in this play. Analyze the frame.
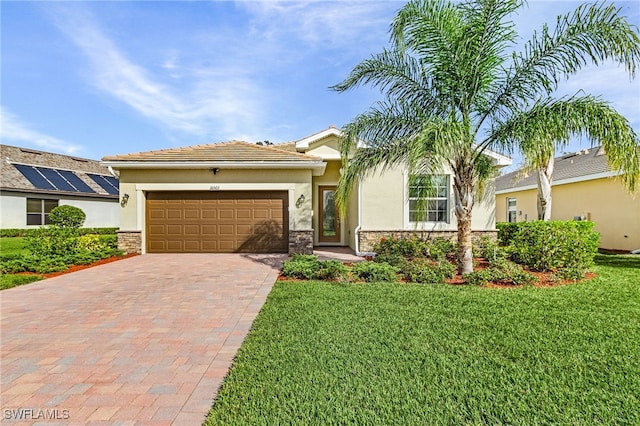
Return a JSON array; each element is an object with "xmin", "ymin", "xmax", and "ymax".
[
  {"xmin": 507, "ymin": 197, "xmax": 517, "ymax": 223},
  {"xmin": 26, "ymin": 198, "xmax": 58, "ymax": 226},
  {"xmin": 407, "ymin": 174, "xmax": 450, "ymax": 224}
]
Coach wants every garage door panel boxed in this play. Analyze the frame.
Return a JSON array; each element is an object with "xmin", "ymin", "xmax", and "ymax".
[
  {"xmin": 202, "ymin": 225, "xmax": 218, "ymax": 235},
  {"xmin": 147, "ymin": 191, "xmax": 288, "ymax": 253},
  {"xmin": 167, "ymin": 209, "xmax": 183, "ymax": 219},
  {"xmin": 166, "ymin": 225, "xmax": 183, "ymax": 235},
  {"xmin": 183, "ymin": 241, "xmax": 200, "ymax": 251},
  {"xmin": 184, "ymin": 225, "xmax": 200, "ymax": 235},
  {"xmin": 184, "ymin": 209, "xmax": 201, "ymax": 220}
]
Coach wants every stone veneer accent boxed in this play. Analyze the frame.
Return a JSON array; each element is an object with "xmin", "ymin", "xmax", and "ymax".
[
  {"xmin": 358, "ymin": 230, "xmax": 498, "ymax": 253},
  {"xmin": 288, "ymin": 230, "xmax": 314, "ymax": 254},
  {"xmin": 117, "ymin": 230, "xmax": 142, "ymax": 254}
]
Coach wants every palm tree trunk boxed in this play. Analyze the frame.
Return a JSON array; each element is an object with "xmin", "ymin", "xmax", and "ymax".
[
  {"xmin": 453, "ymin": 171, "xmax": 474, "ymax": 275},
  {"xmin": 536, "ymin": 156, "xmax": 554, "ymax": 220}
]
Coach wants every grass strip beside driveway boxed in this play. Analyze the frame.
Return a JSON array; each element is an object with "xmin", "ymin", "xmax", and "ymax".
[{"xmin": 206, "ymin": 254, "xmax": 640, "ymax": 425}]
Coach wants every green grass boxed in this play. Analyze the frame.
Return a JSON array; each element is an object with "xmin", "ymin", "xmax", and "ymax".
[
  {"xmin": 0, "ymin": 237, "xmax": 28, "ymax": 257},
  {"xmin": 206, "ymin": 254, "xmax": 640, "ymax": 425},
  {"xmin": 0, "ymin": 273, "xmax": 44, "ymax": 290}
]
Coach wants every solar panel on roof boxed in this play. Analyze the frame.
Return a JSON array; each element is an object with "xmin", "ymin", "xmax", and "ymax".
[
  {"xmin": 57, "ymin": 170, "xmax": 96, "ymax": 194},
  {"xmin": 14, "ymin": 164, "xmax": 56, "ymax": 190},
  {"xmin": 37, "ymin": 167, "xmax": 77, "ymax": 192},
  {"xmin": 87, "ymin": 174, "xmax": 119, "ymax": 195},
  {"xmin": 103, "ymin": 176, "xmax": 120, "ymax": 191}
]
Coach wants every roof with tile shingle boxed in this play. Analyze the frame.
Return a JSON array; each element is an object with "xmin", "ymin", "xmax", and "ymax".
[
  {"xmin": 1, "ymin": 144, "xmax": 117, "ymax": 198},
  {"xmin": 102, "ymin": 140, "xmax": 321, "ymax": 162},
  {"xmin": 496, "ymin": 146, "xmax": 616, "ymax": 192}
]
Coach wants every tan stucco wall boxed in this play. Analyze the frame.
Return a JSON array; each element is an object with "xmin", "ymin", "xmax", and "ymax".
[
  {"xmin": 359, "ymin": 164, "xmax": 497, "ymax": 232},
  {"xmin": 496, "ymin": 177, "xmax": 640, "ymax": 251},
  {"xmin": 116, "ymin": 168, "xmax": 313, "ymax": 235}
]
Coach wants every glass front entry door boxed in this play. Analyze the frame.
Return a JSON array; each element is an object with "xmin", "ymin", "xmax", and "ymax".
[{"xmin": 318, "ymin": 186, "xmax": 340, "ymax": 243}]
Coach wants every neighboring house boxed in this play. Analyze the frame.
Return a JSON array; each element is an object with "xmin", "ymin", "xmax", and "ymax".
[
  {"xmin": 495, "ymin": 146, "xmax": 640, "ymax": 252},
  {"xmin": 1, "ymin": 144, "xmax": 120, "ymax": 229},
  {"xmin": 102, "ymin": 127, "xmax": 511, "ymax": 255}
]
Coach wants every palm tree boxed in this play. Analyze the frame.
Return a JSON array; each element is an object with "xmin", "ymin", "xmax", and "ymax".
[
  {"xmin": 493, "ymin": 97, "xmax": 639, "ymax": 220},
  {"xmin": 332, "ymin": 0, "xmax": 640, "ymax": 274}
]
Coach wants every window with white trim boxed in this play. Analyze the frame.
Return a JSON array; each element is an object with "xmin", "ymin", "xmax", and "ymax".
[
  {"xmin": 507, "ymin": 198, "xmax": 517, "ymax": 223},
  {"xmin": 27, "ymin": 198, "xmax": 58, "ymax": 225},
  {"xmin": 408, "ymin": 174, "xmax": 449, "ymax": 222}
]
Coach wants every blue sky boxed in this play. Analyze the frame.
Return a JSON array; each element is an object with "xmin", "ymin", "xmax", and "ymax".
[{"xmin": 2, "ymin": 1, "xmax": 639, "ymax": 169}]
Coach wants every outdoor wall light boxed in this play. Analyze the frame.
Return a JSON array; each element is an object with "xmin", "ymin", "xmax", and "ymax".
[
  {"xmin": 210, "ymin": 167, "xmax": 220, "ymax": 175},
  {"xmin": 296, "ymin": 194, "xmax": 305, "ymax": 208},
  {"xmin": 121, "ymin": 193, "xmax": 130, "ymax": 207}
]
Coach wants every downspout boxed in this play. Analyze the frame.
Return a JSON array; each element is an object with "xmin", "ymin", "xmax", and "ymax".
[{"xmin": 355, "ymin": 180, "xmax": 362, "ymax": 256}]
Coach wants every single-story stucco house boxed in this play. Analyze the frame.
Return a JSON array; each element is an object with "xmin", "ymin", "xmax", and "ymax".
[
  {"xmin": 102, "ymin": 127, "xmax": 511, "ymax": 255},
  {"xmin": 495, "ymin": 146, "xmax": 640, "ymax": 252},
  {"xmin": 1, "ymin": 144, "xmax": 120, "ymax": 229}
]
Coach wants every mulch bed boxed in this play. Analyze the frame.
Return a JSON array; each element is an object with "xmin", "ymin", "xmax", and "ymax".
[
  {"xmin": 279, "ymin": 257, "xmax": 596, "ymax": 288},
  {"xmin": 17, "ymin": 253, "xmax": 138, "ymax": 279}
]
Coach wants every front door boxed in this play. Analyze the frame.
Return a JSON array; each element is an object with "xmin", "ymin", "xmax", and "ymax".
[{"xmin": 318, "ymin": 186, "xmax": 340, "ymax": 243}]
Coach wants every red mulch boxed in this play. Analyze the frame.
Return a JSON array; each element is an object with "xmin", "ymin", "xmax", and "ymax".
[{"xmin": 16, "ymin": 253, "xmax": 138, "ymax": 279}]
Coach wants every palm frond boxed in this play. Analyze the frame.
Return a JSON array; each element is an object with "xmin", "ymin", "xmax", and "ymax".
[
  {"xmin": 491, "ymin": 95, "xmax": 640, "ymax": 190},
  {"xmin": 484, "ymin": 2, "xmax": 640, "ymax": 123}
]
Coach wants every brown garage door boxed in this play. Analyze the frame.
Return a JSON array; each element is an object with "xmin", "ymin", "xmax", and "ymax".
[{"xmin": 146, "ymin": 191, "xmax": 288, "ymax": 253}]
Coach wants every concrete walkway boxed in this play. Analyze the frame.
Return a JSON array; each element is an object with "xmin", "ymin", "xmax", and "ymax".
[{"xmin": 1, "ymin": 254, "xmax": 284, "ymax": 425}]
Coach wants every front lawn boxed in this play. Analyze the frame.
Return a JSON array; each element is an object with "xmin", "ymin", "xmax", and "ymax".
[
  {"xmin": 0, "ymin": 237, "xmax": 28, "ymax": 257},
  {"xmin": 206, "ymin": 254, "xmax": 640, "ymax": 425}
]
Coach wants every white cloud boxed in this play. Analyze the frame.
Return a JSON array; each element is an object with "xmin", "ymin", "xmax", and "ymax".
[
  {"xmin": 48, "ymin": 4, "xmax": 267, "ymax": 141},
  {"xmin": 0, "ymin": 107, "xmax": 83, "ymax": 155},
  {"xmin": 240, "ymin": 1, "xmax": 395, "ymax": 51}
]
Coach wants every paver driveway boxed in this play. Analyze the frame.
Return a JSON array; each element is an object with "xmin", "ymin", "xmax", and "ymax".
[{"xmin": 1, "ymin": 253, "xmax": 284, "ymax": 425}]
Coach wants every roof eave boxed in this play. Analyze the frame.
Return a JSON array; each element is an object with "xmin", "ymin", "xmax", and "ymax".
[
  {"xmin": 495, "ymin": 170, "xmax": 621, "ymax": 194},
  {"xmin": 101, "ymin": 160, "xmax": 327, "ymax": 175}
]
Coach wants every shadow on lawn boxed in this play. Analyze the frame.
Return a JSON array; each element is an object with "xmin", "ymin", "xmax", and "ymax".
[{"xmin": 594, "ymin": 254, "xmax": 640, "ymax": 269}]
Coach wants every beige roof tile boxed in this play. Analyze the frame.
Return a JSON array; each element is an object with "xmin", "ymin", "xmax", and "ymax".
[{"xmin": 102, "ymin": 141, "xmax": 321, "ymax": 162}]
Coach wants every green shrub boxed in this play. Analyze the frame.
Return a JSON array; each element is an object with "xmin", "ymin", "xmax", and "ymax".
[
  {"xmin": 373, "ymin": 237, "xmax": 429, "ymax": 258},
  {"xmin": 315, "ymin": 260, "xmax": 350, "ymax": 281},
  {"xmin": 1, "ymin": 257, "xmax": 32, "ymax": 273},
  {"xmin": 25, "ymin": 227, "xmax": 79, "ymax": 258},
  {"xmin": 427, "ymin": 238, "xmax": 456, "ymax": 261},
  {"xmin": 403, "ymin": 259, "xmax": 456, "ymax": 284},
  {"xmin": 373, "ymin": 236, "xmax": 456, "ymax": 261},
  {"xmin": 496, "ymin": 222, "xmax": 519, "ymax": 246},
  {"xmin": 474, "ymin": 236, "xmax": 508, "ymax": 262},
  {"xmin": 508, "ymin": 221, "xmax": 599, "ymax": 273},
  {"xmin": 76, "ymin": 234, "xmax": 107, "ymax": 252},
  {"xmin": 100, "ymin": 234, "xmax": 118, "ymax": 249},
  {"xmin": 282, "ymin": 254, "xmax": 321, "ymax": 279},
  {"xmin": 351, "ymin": 261, "xmax": 398, "ymax": 283},
  {"xmin": 373, "ymin": 253, "xmax": 411, "ymax": 269},
  {"xmin": 463, "ymin": 270, "xmax": 493, "ymax": 286},
  {"xmin": 464, "ymin": 258, "xmax": 537, "ymax": 286},
  {"xmin": 49, "ymin": 205, "xmax": 86, "ymax": 228}
]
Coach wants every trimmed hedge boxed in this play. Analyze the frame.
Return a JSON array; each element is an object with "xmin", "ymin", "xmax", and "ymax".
[{"xmin": 0, "ymin": 227, "xmax": 118, "ymax": 238}]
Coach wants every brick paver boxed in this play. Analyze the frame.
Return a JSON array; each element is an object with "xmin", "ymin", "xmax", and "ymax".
[{"xmin": 1, "ymin": 254, "xmax": 284, "ymax": 425}]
